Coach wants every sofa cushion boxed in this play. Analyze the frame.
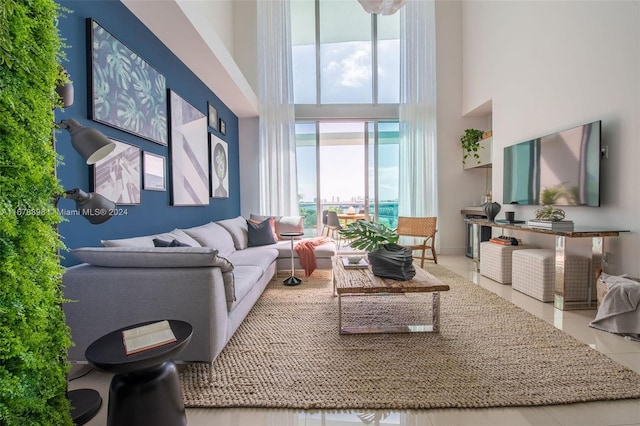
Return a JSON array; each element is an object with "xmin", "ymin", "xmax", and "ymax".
[
  {"xmin": 273, "ymin": 239, "xmax": 336, "ymax": 259},
  {"xmin": 71, "ymin": 247, "xmax": 223, "ymax": 268},
  {"xmin": 216, "ymin": 216, "xmax": 249, "ymax": 250},
  {"xmin": 181, "ymin": 222, "xmax": 236, "ymax": 257},
  {"xmin": 227, "ymin": 247, "xmax": 279, "ymax": 273},
  {"xmin": 250, "ymin": 214, "xmax": 304, "ymax": 240},
  {"xmin": 101, "ymin": 229, "xmax": 201, "ymax": 248},
  {"xmin": 231, "ymin": 265, "xmax": 264, "ymax": 310},
  {"xmin": 247, "ymin": 218, "xmax": 277, "ymax": 247}
]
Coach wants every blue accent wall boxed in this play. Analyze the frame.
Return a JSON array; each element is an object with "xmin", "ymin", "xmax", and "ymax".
[{"xmin": 55, "ymin": 0, "xmax": 240, "ymax": 265}]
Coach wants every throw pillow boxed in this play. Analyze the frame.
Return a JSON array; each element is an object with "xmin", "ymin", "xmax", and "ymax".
[
  {"xmin": 247, "ymin": 218, "xmax": 277, "ymax": 247},
  {"xmin": 153, "ymin": 238, "xmax": 191, "ymax": 247},
  {"xmin": 248, "ymin": 216, "xmax": 278, "ymax": 241}
]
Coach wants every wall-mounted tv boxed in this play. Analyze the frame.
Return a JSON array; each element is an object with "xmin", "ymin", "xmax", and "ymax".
[{"xmin": 503, "ymin": 120, "xmax": 601, "ymax": 207}]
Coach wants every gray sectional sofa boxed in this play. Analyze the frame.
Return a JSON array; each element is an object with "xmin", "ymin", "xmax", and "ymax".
[{"xmin": 62, "ymin": 215, "xmax": 336, "ymax": 364}]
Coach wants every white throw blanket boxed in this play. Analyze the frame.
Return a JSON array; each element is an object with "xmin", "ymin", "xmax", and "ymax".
[{"xmin": 589, "ymin": 273, "xmax": 640, "ymax": 336}]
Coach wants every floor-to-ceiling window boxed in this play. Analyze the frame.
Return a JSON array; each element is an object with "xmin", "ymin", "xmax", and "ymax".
[{"xmin": 291, "ymin": 0, "xmax": 400, "ymax": 235}]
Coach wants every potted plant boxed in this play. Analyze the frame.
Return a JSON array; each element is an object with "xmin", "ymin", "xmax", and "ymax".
[
  {"xmin": 460, "ymin": 128, "xmax": 485, "ymax": 165},
  {"xmin": 339, "ymin": 221, "xmax": 415, "ymax": 280}
]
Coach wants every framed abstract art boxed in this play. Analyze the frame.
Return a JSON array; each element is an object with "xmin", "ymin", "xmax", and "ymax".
[
  {"xmin": 142, "ymin": 151, "xmax": 166, "ymax": 191},
  {"xmin": 207, "ymin": 102, "xmax": 218, "ymax": 132},
  {"xmin": 88, "ymin": 19, "xmax": 168, "ymax": 145},
  {"xmin": 92, "ymin": 139, "xmax": 141, "ymax": 205},
  {"xmin": 210, "ymin": 134, "xmax": 229, "ymax": 198},
  {"xmin": 169, "ymin": 90, "xmax": 209, "ymax": 206}
]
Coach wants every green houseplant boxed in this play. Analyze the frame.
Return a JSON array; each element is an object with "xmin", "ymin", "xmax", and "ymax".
[
  {"xmin": 0, "ymin": 1, "xmax": 72, "ymax": 424},
  {"xmin": 460, "ymin": 128, "xmax": 485, "ymax": 165},
  {"xmin": 340, "ymin": 221, "xmax": 415, "ymax": 280}
]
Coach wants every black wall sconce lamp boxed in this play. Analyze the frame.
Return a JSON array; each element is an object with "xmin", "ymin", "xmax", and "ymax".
[
  {"xmin": 60, "ymin": 188, "xmax": 116, "ymax": 224},
  {"xmin": 57, "ymin": 118, "xmax": 115, "ymax": 165}
]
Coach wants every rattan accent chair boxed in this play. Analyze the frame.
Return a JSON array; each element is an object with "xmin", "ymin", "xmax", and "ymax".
[{"xmin": 396, "ymin": 216, "xmax": 438, "ymax": 267}]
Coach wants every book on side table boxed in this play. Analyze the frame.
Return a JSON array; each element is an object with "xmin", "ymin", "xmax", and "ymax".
[{"xmin": 122, "ymin": 320, "xmax": 177, "ymax": 355}]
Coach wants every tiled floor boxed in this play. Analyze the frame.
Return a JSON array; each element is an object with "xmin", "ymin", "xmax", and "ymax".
[{"xmin": 68, "ymin": 255, "xmax": 640, "ymax": 426}]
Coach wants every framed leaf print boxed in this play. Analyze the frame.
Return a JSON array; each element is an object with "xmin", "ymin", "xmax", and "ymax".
[
  {"xmin": 92, "ymin": 139, "xmax": 141, "ymax": 205},
  {"xmin": 169, "ymin": 90, "xmax": 209, "ymax": 206},
  {"xmin": 88, "ymin": 19, "xmax": 168, "ymax": 145}
]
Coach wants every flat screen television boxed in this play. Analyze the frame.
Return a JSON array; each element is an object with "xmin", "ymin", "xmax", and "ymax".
[{"xmin": 503, "ymin": 120, "xmax": 601, "ymax": 206}]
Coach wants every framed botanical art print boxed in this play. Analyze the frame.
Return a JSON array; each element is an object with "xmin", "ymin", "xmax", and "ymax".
[
  {"xmin": 169, "ymin": 90, "xmax": 209, "ymax": 206},
  {"xmin": 92, "ymin": 139, "xmax": 141, "ymax": 205},
  {"xmin": 210, "ymin": 134, "xmax": 229, "ymax": 198},
  {"xmin": 142, "ymin": 152, "xmax": 166, "ymax": 191},
  {"xmin": 207, "ymin": 102, "xmax": 218, "ymax": 132},
  {"xmin": 88, "ymin": 19, "xmax": 168, "ymax": 145}
]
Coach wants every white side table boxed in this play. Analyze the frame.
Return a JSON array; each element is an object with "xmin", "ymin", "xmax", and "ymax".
[{"xmin": 279, "ymin": 232, "xmax": 303, "ymax": 286}]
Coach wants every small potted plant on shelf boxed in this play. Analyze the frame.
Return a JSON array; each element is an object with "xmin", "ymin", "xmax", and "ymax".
[
  {"xmin": 460, "ymin": 128, "xmax": 485, "ymax": 165},
  {"xmin": 339, "ymin": 220, "xmax": 415, "ymax": 280}
]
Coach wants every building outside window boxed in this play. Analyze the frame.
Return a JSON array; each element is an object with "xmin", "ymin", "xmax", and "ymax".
[{"xmin": 291, "ymin": 0, "xmax": 400, "ymax": 235}]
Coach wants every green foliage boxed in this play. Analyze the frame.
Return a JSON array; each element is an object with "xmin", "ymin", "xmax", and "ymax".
[
  {"xmin": 534, "ymin": 205, "xmax": 566, "ymax": 221},
  {"xmin": 0, "ymin": 0, "xmax": 72, "ymax": 424},
  {"xmin": 91, "ymin": 20, "xmax": 168, "ymax": 143},
  {"xmin": 460, "ymin": 128, "xmax": 484, "ymax": 165},
  {"xmin": 339, "ymin": 220, "xmax": 399, "ymax": 252}
]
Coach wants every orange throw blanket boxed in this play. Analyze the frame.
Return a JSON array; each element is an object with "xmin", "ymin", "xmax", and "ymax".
[{"xmin": 294, "ymin": 237, "xmax": 332, "ymax": 277}]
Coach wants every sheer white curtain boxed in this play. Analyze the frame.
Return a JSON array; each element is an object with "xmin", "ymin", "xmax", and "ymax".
[
  {"xmin": 398, "ymin": 0, "xmax": 437, "ymax": 217},
  {"xmin": 257, "ymin": 0, "xmax": 298, "ymax": 216}
]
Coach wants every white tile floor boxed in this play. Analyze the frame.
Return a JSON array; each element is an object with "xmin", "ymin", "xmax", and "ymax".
[{"xmin": 68, "ymin": 255, "xmax": 640, "ymax": 426}]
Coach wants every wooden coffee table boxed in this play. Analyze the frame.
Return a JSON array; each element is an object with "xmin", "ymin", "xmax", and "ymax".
[{"xmin": 332, "ymin": 256, "xmax": 450, "ymax": 334}]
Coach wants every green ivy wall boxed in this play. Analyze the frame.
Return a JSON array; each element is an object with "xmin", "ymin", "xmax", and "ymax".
[{"xmin": 0, "ymin": 1, "xmax": 72, "ymax": 425}]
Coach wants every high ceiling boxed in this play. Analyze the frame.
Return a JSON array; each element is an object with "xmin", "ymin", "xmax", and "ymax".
[{"xmin": 121, "ymin": 0, "xmax": 259, "ymax": 118}]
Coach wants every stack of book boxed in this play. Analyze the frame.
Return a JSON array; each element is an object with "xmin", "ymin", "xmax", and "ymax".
[{"xmin": 526, "ymin": 219, "xmax": 575, "ymax": 231}]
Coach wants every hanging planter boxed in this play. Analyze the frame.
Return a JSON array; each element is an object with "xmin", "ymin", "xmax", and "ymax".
[{"xmin": 460, "ymin": 128, "xmax": 485, "ymax": 166}]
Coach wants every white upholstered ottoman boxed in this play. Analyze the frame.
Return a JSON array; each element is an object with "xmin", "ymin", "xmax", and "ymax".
[
  {"xmin": 479, "ymin": 241, "xmax": 535, "ymax": 284},
  {"xmin": 511, "ymin": 249, "xmax": 590, "ymax": 302}
]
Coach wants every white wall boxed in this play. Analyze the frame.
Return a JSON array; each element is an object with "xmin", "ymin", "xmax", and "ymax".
[
  {"xmin": 462, "ymin": 1, "xmax": 640, "ymax": 275},
  {"xmin": 239, "ymin": 117, "xmax": 261, "ymax": 217},
  {"xmin": 435, "ymin": 0, "xmax": 489, "ymax": 256}
]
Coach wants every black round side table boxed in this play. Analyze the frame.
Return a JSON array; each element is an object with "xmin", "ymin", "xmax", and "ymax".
[
  {"xmin": 279, "ymin": 231, "xmax": 304, "ymax": 286},
  {"xmin": 85, "ymin": 320, "xmax": 192, "ymax": 426}
]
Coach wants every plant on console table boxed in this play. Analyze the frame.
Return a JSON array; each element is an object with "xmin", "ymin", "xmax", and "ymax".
[
  {"xmin": 340, "ymin": 221, "xmax": 416, "ymax": 280},
  {"xmin": 460, "ymin": 128, "xmax": 485, "ymax": 165}
]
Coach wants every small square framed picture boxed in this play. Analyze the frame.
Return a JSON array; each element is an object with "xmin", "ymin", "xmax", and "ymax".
[
  {"xmin": 143, "ymin": 151, "xmax": 166, "ymax": 191},
  {"xmin": 207, "ymin": 102, "xmax": 218, "ymax": 131},
  {"xmin": 219, "ymin": 118, "xmax": 226, "ymax": 136}
]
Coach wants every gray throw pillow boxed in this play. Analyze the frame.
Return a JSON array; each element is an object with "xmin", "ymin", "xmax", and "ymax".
[
  {"xmin": 153, "ymin": 238, "xmax": 191, "ymax": 247},
  {"xmin": 247, "ymin": 219, "xmax": 277, "ymax": 247}
]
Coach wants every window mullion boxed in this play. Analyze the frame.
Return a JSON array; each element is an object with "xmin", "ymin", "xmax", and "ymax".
[
  {"xmin": 372, "ymin": 14, "xmax": 378, "ymax": 105},
  {"xmin": 315, "ymin": 0, "xmax": 321, "ymax": 105}
]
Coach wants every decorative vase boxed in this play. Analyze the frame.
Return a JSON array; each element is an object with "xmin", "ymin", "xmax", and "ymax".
[
  {"xmin": 483, "ymin": 201, "xmax": 501, "ymax": 222},
  {"xmin": 367, "ymin": 243, "xmax": 416, "ymax": 281}
]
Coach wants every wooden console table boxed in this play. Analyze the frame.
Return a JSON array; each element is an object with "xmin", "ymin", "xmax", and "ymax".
[{"xmin": 467, "ymin": 219, "xmax": 629, "ymax": 311}]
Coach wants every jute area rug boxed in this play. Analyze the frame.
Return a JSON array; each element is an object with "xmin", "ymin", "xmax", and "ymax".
[{"xmin": 179, "ymin": 264, "xmax": 640, "ymax": 410}]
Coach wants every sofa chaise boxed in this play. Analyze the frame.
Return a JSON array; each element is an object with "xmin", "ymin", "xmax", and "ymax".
[{"xmin": 62, "ymin": 215, "xmax": 336, "ymax": 364}]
